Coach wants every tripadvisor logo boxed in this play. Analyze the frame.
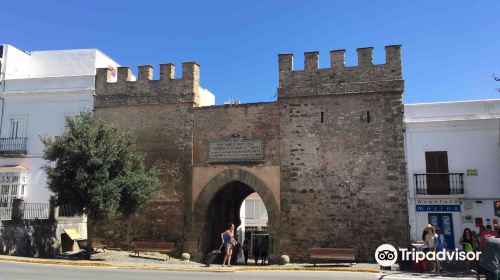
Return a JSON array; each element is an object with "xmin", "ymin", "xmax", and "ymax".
[
  {"xmin": 374, "ymin": 244, "xmax": 482, "ymax": 266},
  {"xmin": 375, "ymin": 244, "xmax": 398, "ymax": 266}
]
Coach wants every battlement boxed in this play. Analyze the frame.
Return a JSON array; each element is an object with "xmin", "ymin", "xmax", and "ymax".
[
  {"xmin": 278, "ymin": 45, "xmax": 404, "ymax": 98},
  {"xmin": 95, "ymin": 62, "xmax": 201, "ymax": 107}
]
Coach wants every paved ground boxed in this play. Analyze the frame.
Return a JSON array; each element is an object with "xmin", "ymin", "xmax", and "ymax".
[
  {"xmin": 58, "ymin": 249, "xmax": 199, "ymax": 265},
  {"xmin": 0, "ymin": 249, "xmax": 381, "ymax": 272},
  {"xmin": 0, "ymin": 261, "xmax": 481, "ymax": 280}
]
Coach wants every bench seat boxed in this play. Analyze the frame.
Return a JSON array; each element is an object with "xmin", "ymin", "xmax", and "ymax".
[
  {"xmin": 133, "ymin": 241, "xmax": 175, "ymax": 260},
  {"xmin": 310, "ymin": 248, "xmax": 356, "ymax": 266}
]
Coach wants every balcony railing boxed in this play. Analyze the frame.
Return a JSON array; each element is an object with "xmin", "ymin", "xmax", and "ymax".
[
  {"xmin": 415, "ymin": 173, "xmax": 464, "ymax": 195},
  {"xmin": 0, "ymin": 203, "xmax": 12, "ymax": 220},
  {"xmin": 0, "ymin": 138, "xmax": 27, "ymax": 155},
  {"xmin": 22, "ymin": 203, "xmax": 50, "ymax": 219}
]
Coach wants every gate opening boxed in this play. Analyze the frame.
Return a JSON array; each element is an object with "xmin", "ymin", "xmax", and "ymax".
[{"xmin": 205, "ymin": 181, "xmax": 269, "ymax": 264}]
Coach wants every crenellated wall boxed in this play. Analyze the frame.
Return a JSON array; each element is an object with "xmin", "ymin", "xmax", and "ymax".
[
  {"xmin": 277, "ymin": 45, "xmax": 407, "ymax": 261},
  {"xmin": 277, "ymin": 45, "xmax": 403, "ymax": 98},
  {"xmin": 93, "ymin": 45, "xmax": 409, "ymax": 262},
  {"xmin": 95, "ymin": 62, "xmax": 201, "ymax": 107},
  {"xmin": 93, "ymin": 61, "xmax": 200, "ymax": 251}
]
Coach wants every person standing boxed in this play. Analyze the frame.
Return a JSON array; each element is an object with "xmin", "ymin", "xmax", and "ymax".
[
  {"xmin": 460, "ymin": 228, "xmax": 474, "ymax": 271},
  {"xmin": 421, "ymin": 227, "xmax": 429, "ymax": 271},
  {"xmin": 242, "ymin": 239, "xmax": 250, "ymax": 265},
  {"xmin": 253, "ymin": 240, "xmax": 260, "ymax": 265},
  {"xmin": 231, "ymin": 240, "xmax": 241, "ymax": 265},
  {"xmin": 471, "ymin": 231, "xmax": 480, "ymax": 251},
  {"xmin": 435, "ymin": 227, "xmax": 446, "ymax": 250},
  {"xmin": 221, "ymin": 223, "xmax": 237, "ymax": 267},
  {"xmin": 424, "ymin": 224, "xmax": 439, "ymax": 273},
  {"xmin": 480, "ymin": 225, "xmax": 496, "ymax": 250},
  {"xmin": 260, "ymin": 237, "xmax": 269, "ymax": 265}
]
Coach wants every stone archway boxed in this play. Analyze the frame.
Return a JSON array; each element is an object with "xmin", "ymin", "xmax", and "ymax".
[{"xmin": 190, "ymin": 168, "xmax": 280, "ymax": 262}]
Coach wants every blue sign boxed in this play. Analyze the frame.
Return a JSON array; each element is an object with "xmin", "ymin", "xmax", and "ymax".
[{"xmin": 416, "ymin": 205, "xmax": 461, "ymax": 212}]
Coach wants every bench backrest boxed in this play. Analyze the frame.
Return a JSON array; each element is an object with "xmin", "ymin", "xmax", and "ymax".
[
  {"xmin": 134, "ymin": 241, "xmax": 175, "ymax": 250},
  {"xmin": 310, "ymin": 248, "xmax": 356, "ymax": 258}
]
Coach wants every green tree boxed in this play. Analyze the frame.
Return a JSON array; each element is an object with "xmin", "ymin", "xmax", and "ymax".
[{"xmin": 42, "ymin": 111, "xmax": 161, "ymax": 259}]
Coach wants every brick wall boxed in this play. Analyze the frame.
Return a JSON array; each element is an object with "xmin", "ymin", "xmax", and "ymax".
[
  {"xmin": 93, "ymin": 45, "xmax": 409, "ymax": 262},
  {"xmin": 193, "ymin": 102, "xmax": 280, "ymax": 166},
  {"xmin": 277, "ymin": 46, "xmax": 408, "ymax": 261},
  {"xmin": 93, "ymin": 63, "xmax": 198, "ymax": 250}
]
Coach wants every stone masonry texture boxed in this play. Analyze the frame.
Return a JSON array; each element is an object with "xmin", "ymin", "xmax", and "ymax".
[{"xmin": 93, "ymin": 45, "xmax": 408, "ymax": 262}]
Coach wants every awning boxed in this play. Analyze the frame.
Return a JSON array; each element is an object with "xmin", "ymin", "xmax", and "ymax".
[{"xmin": 63, "ymin": 228, "xmax": 83, "ymax": 240}]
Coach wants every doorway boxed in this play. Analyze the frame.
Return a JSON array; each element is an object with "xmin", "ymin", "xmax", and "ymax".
[
  {"xmin": 425, "ymin": 151, "xmax": 450, "ymax": 195},
  {"xmin": 428, "ymin": 213, "xmax": 455, "ymax": 249},
  {"xmin": 191, "ymin": 168, "xmax": 280, "ymax": 263}
]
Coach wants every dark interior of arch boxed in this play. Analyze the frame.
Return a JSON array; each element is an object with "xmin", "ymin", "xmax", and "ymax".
[{"xmin": 204, "ymin": 181, "xmax": 255, "ymax": 259}]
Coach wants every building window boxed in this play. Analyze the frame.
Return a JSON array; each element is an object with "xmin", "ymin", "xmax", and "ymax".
[
  {"xmin": 245, "ymin": 200, "xmax": 255, "ymax": 219},
  {"xmin": 9, "ymin": 118, "xmax": 26, "ymax": 139},
  {"xmin": 0, "ymin": 171, "xmax": 27, "ymax": 206}
]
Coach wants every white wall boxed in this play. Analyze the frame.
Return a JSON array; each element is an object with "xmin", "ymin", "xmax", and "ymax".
[
  {"xmin": 1, "ymin": 45, "xmax": 31, "ymax": 79},
  {"xmin": 199, "ymin": 87, "xmax": 215, "ymax": 107},
  {"xmin": 0, "ymin": 45, "xmax": 120, "ymax": 204},
  {"xmin": 1, "ymin": 45, "xmax": 120, "ymax": 80},
  {"xmin": 29, "ymin": 50, "xmax": 97, "ymax": 78},
  {"xmin": 406, "ymin": 119, "xmax": 500, "ymax": 198},
  {"xmin": 405, "ymin": 99, "xmax": 500, "ymax": 248},
  {"xmin": 0, "ymin": 91, "xmax": 93, "ymax": 203}
]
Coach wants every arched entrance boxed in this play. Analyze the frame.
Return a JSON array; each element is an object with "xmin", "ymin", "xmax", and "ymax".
[{"xmin": 191, "ymin": 169, "xmax": 279, "ymax": 263}]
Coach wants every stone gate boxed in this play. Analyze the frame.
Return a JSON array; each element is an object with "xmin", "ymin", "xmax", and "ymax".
[{"xmin": 94, "ymin": 45, "xmax": 408, "ymax": 262}]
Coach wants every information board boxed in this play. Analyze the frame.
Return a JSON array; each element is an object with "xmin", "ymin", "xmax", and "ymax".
[{"xmin": 208, "ymin": 139, "xmax": 264, "ymax": 162}]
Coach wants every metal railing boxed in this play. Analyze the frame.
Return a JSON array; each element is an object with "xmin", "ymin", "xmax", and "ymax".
[
  {"xmin": 22, "ymin": 203, "xmax": 50, "ymax": 219},
  {"xmin": 0, "ymin": 204, "xmax": 12, "ymax": 220},
  {"xmin": 0, "ymin": 138, "xmax": 28, "ymax": 155},
  {"xmin": 58, "ymin": 204, "xmax": 83, "ymax": 217},
  {"xmin": 414, "ymin": 173, "xmax": 464, "ymax": 195}
]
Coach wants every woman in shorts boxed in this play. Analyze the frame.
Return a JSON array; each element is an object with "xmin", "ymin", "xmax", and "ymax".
[{"xmin": 221, "ymin": 223, "xmax": 237, "ymax": 267}]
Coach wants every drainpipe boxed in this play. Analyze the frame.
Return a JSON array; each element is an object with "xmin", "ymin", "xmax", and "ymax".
[
  {"xmin": 0, "ymin": 44, "xmax": 5, "ymax": 136},
  {"xmin": 0, "ymin": 97, "xmax": 4, "ymax": 136}
]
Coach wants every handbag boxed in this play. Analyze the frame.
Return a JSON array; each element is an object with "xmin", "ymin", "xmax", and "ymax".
[
  {"xmin": 436, "ymin": 237, "xmax": 444, "ymax": 251},
  {"xmin": 464, "ymin": 243, "xmax": 473, "ymax": 252}
]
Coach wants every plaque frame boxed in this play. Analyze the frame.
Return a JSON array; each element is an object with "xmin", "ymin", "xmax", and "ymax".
[{"xmin": 206, "ymin": 137, "xmax": 265, "ymax": 163}]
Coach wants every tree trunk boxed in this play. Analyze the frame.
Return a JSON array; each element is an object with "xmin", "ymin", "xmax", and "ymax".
[{"xmin": 86, "ymin": 217, "xmax": 95, "ymax": 260}]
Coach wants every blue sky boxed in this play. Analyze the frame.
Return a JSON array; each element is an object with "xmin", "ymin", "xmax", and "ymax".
[{"xmin": 2, "ymin": 1, "xmax": 499, "ymax": 104}]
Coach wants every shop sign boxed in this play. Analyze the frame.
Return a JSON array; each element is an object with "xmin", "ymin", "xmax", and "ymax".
[
  {"xmin": 467, "ymin": 169, "xmax": 478, "ymax": 176},
  {"xmin": 416, "ymin": 204, "xmax": 461, "ymax": 212},
  {"xmin": 416, "ymin": 199, "xmax": 460, "ymax": 205}
]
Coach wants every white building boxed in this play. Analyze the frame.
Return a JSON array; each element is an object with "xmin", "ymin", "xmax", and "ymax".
[
  {"xmin": 0, "ymin": 44, "xmax": 121, "ymax": 205},
  {"xmin": 239, "ymin": 193, "xmax": 268, "ymax": 248},
  {"xmin": 405, "ymin": 99, "xmax": 500, "ymax": 249},
  {"xmin": 0, "ymin": 44, "xmax": 216, "ymax": 208}
]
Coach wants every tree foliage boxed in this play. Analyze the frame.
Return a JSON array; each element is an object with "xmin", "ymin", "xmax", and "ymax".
[
  {"xmin": 42, "ymin": 111, "xmax": 161, "ymax": 257},
  {"xmin": 493, "ymin": 74, "xmax": 500, "ymax": 92}
]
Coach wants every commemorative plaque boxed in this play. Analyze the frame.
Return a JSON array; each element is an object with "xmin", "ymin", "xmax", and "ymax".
[{"xmin": 208, "ymin": 139, "xmax": 264, "ymax": 162}]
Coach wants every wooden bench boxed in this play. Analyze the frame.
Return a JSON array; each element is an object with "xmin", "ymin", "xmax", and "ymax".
[
  {"xmin": 93, "ymin": 238, "xmax": 108, "ymax": 253},
  {"xmin": 133, "ymin": 241, "xmax": 175, "ymax": 260},
  {"xmin": 310, "ymin": 248, "xmax": 356, "ymax": 266}
]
